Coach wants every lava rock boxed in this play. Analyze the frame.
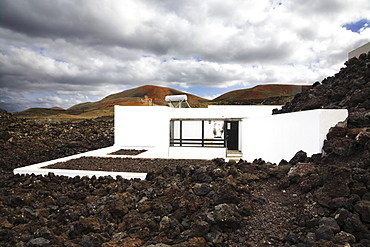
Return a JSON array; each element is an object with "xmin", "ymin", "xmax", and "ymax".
[
  {"xmin": 328, "ymin": 197, "xmax": 352, "ymax": 210},
  {"xmin": 327, "ymin": 126, "xmax": 348, "ymax": 140},
  {"xmin": 354, "ymin": 200, "xmax": 370, "ymax": 223},
  {"xmin": 343, "ymin": 214, "xmax": 370, "ymax": 241},
  {"xmin": 213, "ymin": 203, "xmax": 242, "ymax": 229},
  {"xmin": 323, "ymin": 167, "xmax": 352, "ymax": 198},
  {"xmin": 315, "ymin": 225, "xmax": 334, "ymax": 241},
  {"xmin": 318, "ymin": 217, "xmax": 340, "ymax": 234},
  {"xmin": 192, "ymin": 183, "xmax": 212, "ymax": 196},
  {"xmin": 323, "ymin": 137, "xmax": 356, "ymax": 157},
  {"xmin": 289, "ymin": 150, "xmax": 308, "ymax": 165},
  {"xmin": 27, "ymin": 237, "xmax": 50, "ymax": 247},
  {"xmin": 288, "ymin": 162, "xmax": 317, "ymax": 177},
  {"xmin": 333, "ymin": 231, "xmax": 356, "ymax": 245}
]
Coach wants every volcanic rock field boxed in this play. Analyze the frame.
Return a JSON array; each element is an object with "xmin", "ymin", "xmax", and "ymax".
[{"xmin": 1, "ymin": 52, "xmax": 370, "ymax": 246}]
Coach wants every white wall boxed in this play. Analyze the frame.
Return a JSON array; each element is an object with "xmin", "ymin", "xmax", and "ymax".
[
  {"xmin": 115, "ymin": 106, "xmax": 347, "ymax": 163},
  {"xmin": 241, "ymin": 109, "xmax": 348, "ymax": 164},
  {"xmin": 170, "ymin": 107, "xmax": 226, "ymax": 119},
  {"xmin": 348, "ymin": 42, "xmax": 370, "ymax": 59},
  {"xmin": 208, "ymin": 105, "xmax": 281, "ymax": 118},
  {"xmin": 168, "ymin": 105, "xmax": 280, "ymax": 120},
  {"xmin": 169, "ymin": 147, "xmax": 226, "ymax": 159},
  {"xmin": 114, "ymin": 105, "xmax": 276, "ymax": 150},
  {"xmin": 114, "ymin": 106, "xmax": 170, "ymax": 151}
]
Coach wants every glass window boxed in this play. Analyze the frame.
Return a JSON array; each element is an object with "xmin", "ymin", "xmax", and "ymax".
[{"xmin": 170, "ymin": 120, "xmax": 225, "ymax": 147}]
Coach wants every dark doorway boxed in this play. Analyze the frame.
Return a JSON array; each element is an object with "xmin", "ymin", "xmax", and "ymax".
[{"xmin": 225, "ymin": 121, "xmax": 239, "ymax": 150}]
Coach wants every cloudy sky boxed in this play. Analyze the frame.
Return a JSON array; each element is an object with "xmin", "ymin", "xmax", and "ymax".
[{"xmin": 0, "ymin": 0, "xmax": 369, "ymax": 112}]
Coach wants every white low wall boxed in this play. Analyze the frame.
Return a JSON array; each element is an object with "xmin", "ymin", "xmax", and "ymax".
[
  {"xmin": 169, "ymin": 147, "xmax": 226, "ymax": 159},
  {"xmin": 348, "ymin": 42, "xmax": 370, "ymax": 59},
  {"xmin": 13, "ymin": 146, "xmax": 148, "ymax": 179},
  {"xmin": 241, "ymin": 109, "xmax": 348, "ymax": 164}
]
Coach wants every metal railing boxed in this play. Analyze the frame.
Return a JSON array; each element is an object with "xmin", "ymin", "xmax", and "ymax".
[{"xmin": 170, "ymin": 138, "xmax": 226, "ymax": 147}]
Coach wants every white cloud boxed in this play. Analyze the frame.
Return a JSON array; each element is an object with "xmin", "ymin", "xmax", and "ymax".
[
  {"xmin": 203, "ymin": 94, "xmax": 222, "ymax": 100},
  {"xmin": 0, "ymin": 0, "xmax": 369, "ymax": 111}
]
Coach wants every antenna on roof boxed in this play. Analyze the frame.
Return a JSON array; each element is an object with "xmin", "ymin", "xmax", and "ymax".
[{"xmin": 165, "ymin": 95, "xmax": 191, "ymax": 108}]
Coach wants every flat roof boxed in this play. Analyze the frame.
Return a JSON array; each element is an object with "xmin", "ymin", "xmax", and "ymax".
[{"xmin": 170, "ymin": 118, "xmax": 243, "ymax": 121}]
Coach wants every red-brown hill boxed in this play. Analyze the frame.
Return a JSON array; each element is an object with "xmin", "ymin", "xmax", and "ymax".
[
  {"xmin": 98, "ymin": 84, "xmax": 208, "ymax": 106},
  {"xmin": 68, "ymin": 85, "xmax": 209, "ymax": 111},
  {"xmin": 15, "ymin": 85, "xmax": 209, "ymax": 119},
  {"xmin": 14, "ymin": 84, "xmax": 309, "ymax": 119},
  {"xmin": 212, "ymin": 84, "xmax": 310, "ymax": 104}
]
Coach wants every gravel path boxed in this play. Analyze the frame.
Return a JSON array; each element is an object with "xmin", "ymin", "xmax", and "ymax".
[
  {"xmin": 107, "ymin": 149, "xmax": 147, "ymax": 156},
  {"xmin": 44, "ymin": 156, "xmax": 215, "ymax": 173}
]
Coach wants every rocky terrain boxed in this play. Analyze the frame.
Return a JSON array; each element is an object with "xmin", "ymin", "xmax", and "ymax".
[
  {"xmin": 0, "ymin": 52, "xmax": 369, "ymax": 246},
  {"xmin": 0, "ymin": 113, "xmax": 114, "ymax": 171}
]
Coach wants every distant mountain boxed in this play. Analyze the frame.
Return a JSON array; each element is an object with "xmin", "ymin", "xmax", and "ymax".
[
  {"xmin": 15, "ymin": 107, "xmax": 66, "ymax": 117},
  {"xmin": 14, "ymin": 84, "xmax": 310, "ymax": 119},
  {"xmin": 68, "ymin": 85, "xmax": 209, "ymax": 112},
  {"xmin": 14, "ymin": 85, "xmax": 209, "ymax": 119},
  {"xmin": 212, "ymin": 84, "xmax": 310, "ymax": 105}
]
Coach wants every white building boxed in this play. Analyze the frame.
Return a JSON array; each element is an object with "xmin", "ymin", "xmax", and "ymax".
[
  {"xmin": 115, "ymin": 105, "xmax": 348, "ymax": 163},
  {"xmin": 14, "ymin": 103, "xmax": 348, "ymax": 179}
]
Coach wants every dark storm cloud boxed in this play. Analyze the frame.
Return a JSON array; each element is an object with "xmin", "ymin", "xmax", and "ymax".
[
  {"xmin": 0, "ymin": 1, "xmax": 89, "ymax": 39},
  {"xmin": 0, "ymin": 0, "xmax": 369, "ymax": 112},
  {"xmin": 0, "ymin": 1, "xmax": 167, "ymax": 54}
]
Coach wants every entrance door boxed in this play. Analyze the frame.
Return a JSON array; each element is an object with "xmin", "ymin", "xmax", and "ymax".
[{"xmin": 225, "ymin": 121, "xmax": 239, "ymax": 150}]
